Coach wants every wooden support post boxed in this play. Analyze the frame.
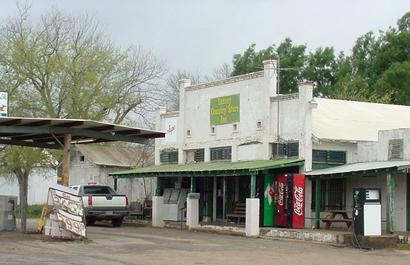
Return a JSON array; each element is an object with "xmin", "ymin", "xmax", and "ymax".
[
  {"xmin": 315, "ymin": 176, "xmax": 321, "ymax": 229},
  {"xmin": 222, "ymin": 176, "xmax": 226, "ymax": 220},
  {"xmin": 61, "ymin": 134, "xmax": 71, "ymax": 187},
  {"xmin": 235, "ymin": 176, "xmax": 239, "ymax": 201},
  {"xmin": 387, "ymin": 173, "xmax": 396, "ymax": 233},
  {"xmin": 250, "ymin": 172, "xmax": 257, "ymax": 198},
  {"xmin": 213, "ymin": 176, "xmax": 217, "ymax": 221},
  {"xmin": 190, "ymin": 176, "xmax": 196, "ymax": 193}
]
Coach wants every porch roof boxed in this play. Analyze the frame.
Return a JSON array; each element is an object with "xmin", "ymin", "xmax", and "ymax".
[
  {"xmin": 110, "ymin": 158, "xmax": 304, "ymax": 178},
  {"xmin": 306, "ymin": 160, "xmax": 410, "ymax": 178}
]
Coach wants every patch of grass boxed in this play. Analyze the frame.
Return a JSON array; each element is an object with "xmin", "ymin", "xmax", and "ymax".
[
  {"xmin": 397, "ymin": 244, "xmax": 410, "ymax": 251},
  {"xmin": 15, "ymin": 204, "xmax": 43, "ymax": 219}
]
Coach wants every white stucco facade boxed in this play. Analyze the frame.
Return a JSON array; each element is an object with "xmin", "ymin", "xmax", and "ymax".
[
  {"xmin": 155, "ymin": 61, "xmax": 317, "ymax": 169},
  {"xmin": 154, "ymin": 61, "xmax": 410, "ymax": 232}
]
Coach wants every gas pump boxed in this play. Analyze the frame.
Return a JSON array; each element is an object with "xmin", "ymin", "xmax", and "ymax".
[{"xmin": 352, "ymin": 188, "xmax": 382, "ymax": 236}]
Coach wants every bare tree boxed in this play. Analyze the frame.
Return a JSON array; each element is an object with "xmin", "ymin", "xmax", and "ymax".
[
  {"xmin": 205, "ymin": 62, "xmax": 232, "ymax": 81},
  {"xmin": 164, "ymin": 70, "xmax": 201, "ymax": 111}
]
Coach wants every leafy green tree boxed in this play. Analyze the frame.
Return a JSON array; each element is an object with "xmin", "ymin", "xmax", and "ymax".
[
  {"xmin": 397, "ymin": 11, "xmax": 410, "ymax": 32},
  {"xmin": 304, "ymin": 47, "xmax": 336, "ymax": 96},
  {"xmin": 232, "ymin": 44, "xmax": 274, "ymax": 76},
  {"xmin": 0, "ymin": 7, "xmax": 164, "ymax": 232},
  {"xmin": 374, "ymin": 61, "xmax": 410, "ymax": 105},
  {"xmin": 232, "ymin": 38, "xmax": 306, "ymax": 93}
]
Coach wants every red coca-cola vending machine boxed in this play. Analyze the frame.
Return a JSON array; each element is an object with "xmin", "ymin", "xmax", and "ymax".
[{"xmin": 274, "ymin": 174, "xmax": 305, "ymax": 228}]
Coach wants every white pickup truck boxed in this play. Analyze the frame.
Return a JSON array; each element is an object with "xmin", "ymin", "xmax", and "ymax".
[{"xmin": 71, "ymin": 184, "xmax": 128, "ymax": 227}]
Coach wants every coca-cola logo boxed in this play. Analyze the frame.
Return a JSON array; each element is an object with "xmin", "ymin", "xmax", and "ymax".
[{"xmin": 293, "ymin": 186, "xmax": 304, "ymax": 216}]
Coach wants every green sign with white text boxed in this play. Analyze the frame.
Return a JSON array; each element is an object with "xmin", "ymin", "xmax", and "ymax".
[{"xmin": 210, "ymin": 94, "xmax": 240, "ymax": 125}]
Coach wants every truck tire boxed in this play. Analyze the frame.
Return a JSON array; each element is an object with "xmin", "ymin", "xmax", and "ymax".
[
  {"xmin": 112, "ymin": 218, "xmax": 123, "ymax": 227},
  {"xmin": 86, "ymin": 217, "xmax": 96, "ymax": 226}
]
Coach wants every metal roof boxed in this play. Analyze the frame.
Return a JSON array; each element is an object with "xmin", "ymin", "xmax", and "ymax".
[
  {"xmin": 0, "ymin": 117, "xmax": 165, "ymax": 149},
  {"xmin": 313, "ymin": 98, "xmax": 410, "ymax": 142},
  {"xmin": 307, "ymin": 160, "xmax": 410, "ymax": 177},
  {"xmin": 110, "ymin": 158, "xmax": 304, "ymax": 178},
  {"xmin": 75, "ymin": 145, "xmax": 153, "ymax": 168}
]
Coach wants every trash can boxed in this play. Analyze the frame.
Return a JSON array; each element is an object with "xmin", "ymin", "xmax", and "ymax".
[{"xmin": 0, "ymin": 195, "xmax": 17, "ymax": 231}]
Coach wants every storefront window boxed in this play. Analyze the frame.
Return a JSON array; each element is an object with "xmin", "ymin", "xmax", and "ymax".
[
  {"xmin": 272, "ymin": 142, "xmax": 299, "ymax": 158},
  {"xmin": 313, "ymin": 150, "xmax": 346, "ymax": 164},
  {"xmin": 311, "ymin": 178, "xmax": 346, "ymax": 211},
  {"xmin": 210, "ymin": 146, "xmax": 231, "ymax": 161},
  {"xmin": 160, "ymin": 149, "xmax": 178, "ymax": 164},
  {"xmin": 194, "ymin": 149, "xmax": 205, "ymax": 162}
]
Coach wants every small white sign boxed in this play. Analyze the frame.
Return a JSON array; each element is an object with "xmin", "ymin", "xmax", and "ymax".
[
  {"xmin": 0, "ymin": 92, "xmax": 8, "ymax": 117},
  {"xmin": 164, "ymin": 117, "xmax": 177, "ymax": 143}
]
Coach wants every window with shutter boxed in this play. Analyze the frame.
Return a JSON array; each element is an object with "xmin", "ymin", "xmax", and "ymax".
[
  {"xmin": 194, "ymin": 149, "xmax": 205, "ymax": 162},
  {"xmin": 210, "ymin": 146, "xmax": 232, "ymax": 161},
  {"xmin": 388, "ymin": 139, "xmax": 404, "ymax": 160},
  {"xmin": 272, "ymin": 142, "xmax": 299, "ymax": 158},
  {"xmin": 160, "ymin": 149, "xmax": 178, "ymax": 164}
]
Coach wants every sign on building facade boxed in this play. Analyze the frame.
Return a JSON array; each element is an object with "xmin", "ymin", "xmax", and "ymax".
[
  {"xmin": 0, "ymin": 92, "xmax": 8, "ymax": 117},
  {"xmin": 210, "ymin": 94, "xmax": 240, "ymax": 125},
  {"xmin": 164, "ymin": 117, "xmax": 177, "ymax": 143}
]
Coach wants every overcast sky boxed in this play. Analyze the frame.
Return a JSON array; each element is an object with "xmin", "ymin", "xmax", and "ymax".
[{"xmin": 1, "ymin": 0, "xmax": 410, "ymax": 76}]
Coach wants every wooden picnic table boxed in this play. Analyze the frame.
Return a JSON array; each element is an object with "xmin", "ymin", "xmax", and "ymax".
[{"xmin": 321, "ymin": 210, "xmax": 352, "ymax": 229}]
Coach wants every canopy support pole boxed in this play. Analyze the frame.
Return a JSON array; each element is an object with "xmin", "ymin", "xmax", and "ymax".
[
  {"xmin": 315, "ymin": 176, "xmax": 321, "ymax": 229},
  {"xmin": 250, "ymin": 172, "xmax": 257, "ymax": 198},
  {"xmin": 61, "ymin": 134, "xmax": 72, "ymax": 187},
  {"xmin": 387, "ymin": 173, "xmax": 396, "ymax": 233},
  {"xmin": 190, "ymin": 176, "xmax": 196, "ymax": 193},
  {"xmin": 155, "ymin": 177, "xmax": 161, "ymax": 196}
]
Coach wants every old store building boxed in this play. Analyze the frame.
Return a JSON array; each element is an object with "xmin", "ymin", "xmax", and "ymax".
[{"xmin": 112, "ymin": 60, "xmax": 410, "ymax": 234}]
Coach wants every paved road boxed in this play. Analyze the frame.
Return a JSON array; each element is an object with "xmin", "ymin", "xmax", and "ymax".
[{"xmin": 1, "ymin": 222, "xmax": 410, "ymax": 265}]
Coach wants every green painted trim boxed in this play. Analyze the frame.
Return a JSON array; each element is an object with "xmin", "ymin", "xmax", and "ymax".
[
  {"xmin": 109, "ymin": 159, "xmax": 304, "ymax": 179},
  {"xmin": 387, "ymin": 174, "xmax": 396, "ymax": 233},
  {"xmin": 250, "ymin": 172, "xmax": 257, "ymax": 198},
  {"xmin": 315, "ymin": 176, "xmax": 321, "ymax": 229},
  {"xmin": 155, "ymin": 177, "xmax": 161, "ymax": 196},
  {"xmin": 407, "ymin": 174, "xmax": 410, "ymax": 231},
  {"xmin": 190, "ymin": 176, "xmax": 196, "ymax": 193},
  {"xmin": 314, "ymin": 167, "xmax": 401, "ymax": 180}
]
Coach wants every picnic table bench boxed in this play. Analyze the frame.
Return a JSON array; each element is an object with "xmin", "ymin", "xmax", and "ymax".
[
  {"xmin": 226, "ymin": 202, "xmax": 246, "ymax": 224},
  {"xmin": 321, "ymin": 210, "xmax": 352, "ymax": 229}
]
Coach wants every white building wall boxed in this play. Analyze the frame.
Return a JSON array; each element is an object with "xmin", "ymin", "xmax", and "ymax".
[
  {"xmin": 183, "ymin": 74, "xmax": 270, "ymax": 159},
  {"xmin": 357, "ymin": 141, "xmax": 378, "ymax": 162},
  {"xmin": 156, "ymin": 63, "xmax": 315, "ymax": 166},
  {"xmin": 0, "ymin": 168, "xmax": 57, "ymax": 205}
]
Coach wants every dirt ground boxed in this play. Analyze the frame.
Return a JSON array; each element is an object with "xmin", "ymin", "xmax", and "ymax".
[{"xmin": 1, "ymin": 220, "xmax": 410, "ymax": 265}]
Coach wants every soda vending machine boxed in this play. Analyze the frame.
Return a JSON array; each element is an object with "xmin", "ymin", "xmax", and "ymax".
[
  {"xmin": 353, "ymin": 188, "xmax": 382, "ymax": 236},
  {"xmin": 274, "ymin": 174, "xmax": 305, "ymax": 229}
]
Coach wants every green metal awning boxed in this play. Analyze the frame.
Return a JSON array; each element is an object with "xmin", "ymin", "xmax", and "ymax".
[
  {"xmin": 110, "ymin": 158, "xmax": 304, "ymax": 178},
  {"xmin": 306, "ymin": 160, "xmax": 410, "ymax": 179}
]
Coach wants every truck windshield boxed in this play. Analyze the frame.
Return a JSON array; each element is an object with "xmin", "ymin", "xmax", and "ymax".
[{"xmin": 83, "ymin": 186, "xmax": 113, "ymax": 195}]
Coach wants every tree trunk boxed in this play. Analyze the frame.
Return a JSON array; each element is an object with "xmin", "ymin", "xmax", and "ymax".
[{"xmin": 18, "ymin": 175, "xmax": 29, "ymax": 233}]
